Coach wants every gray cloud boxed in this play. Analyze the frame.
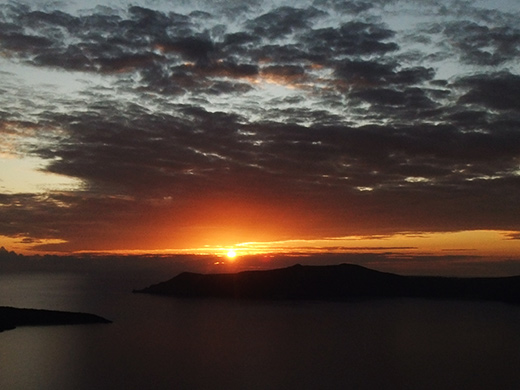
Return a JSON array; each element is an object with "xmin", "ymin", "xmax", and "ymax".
[
  {"xmin": 442, "ymin": 21, "xmax": 520, "ymax": 66},
  {"xmin": 245, "ymin": 6, "xmax": 326, "ymax": 39},
  {"xmin": 303, "ymin": 21, "xmax": 398, "ymax": 58},
  {"xmin": 455, "ymin": 72, "xmax": 520, "ymax": 110}
]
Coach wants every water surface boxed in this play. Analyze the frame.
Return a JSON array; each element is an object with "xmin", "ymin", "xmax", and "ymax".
[{"xmin": 1, "ymin": 272, "xmax": 520, "ymax": 389}]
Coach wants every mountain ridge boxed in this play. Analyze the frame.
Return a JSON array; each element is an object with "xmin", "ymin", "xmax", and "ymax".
[{"xmin": 135, "ymin": 263, "xmax": 520, "ymax": 304}]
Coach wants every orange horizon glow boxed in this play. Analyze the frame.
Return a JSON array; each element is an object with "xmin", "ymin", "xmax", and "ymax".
[{"xmin": 5, "ymin": 229, "xmax": 519, "ymax": 259}]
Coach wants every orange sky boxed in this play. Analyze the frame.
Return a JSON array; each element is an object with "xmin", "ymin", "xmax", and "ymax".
[{"xmin": 6, "ymin": 229, "xmax": 517, "ymax": 260}]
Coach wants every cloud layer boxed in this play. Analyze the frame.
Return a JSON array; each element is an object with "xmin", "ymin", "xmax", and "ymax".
[{"xmin": 0, "ymin": 0, "xmax": 519, "ymax": 251}]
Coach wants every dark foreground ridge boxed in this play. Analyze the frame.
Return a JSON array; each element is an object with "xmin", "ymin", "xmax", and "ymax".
[
  {"xmin": 135, "ymin": 263, "xmax": 520, "ymax": 304},
  {"xmin": 0, "ymin": 306, "xmax": 112, "ymax": 332}
]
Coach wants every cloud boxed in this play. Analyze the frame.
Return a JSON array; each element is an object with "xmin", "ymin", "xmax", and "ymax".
[
  {"xmin": 455, "ymin": 72, "xmax": 520, "ymax": 110},
  {"xmin": 351, "ymin": 87, "xmax": 436, "ymax": 109},
  {"xmin": 157, "ymin": 36, "xmax": 214, "ymax": 65},
  {"xmin": 245, "ymin": 6, "xmax": 326, "ymax": 39},
  {"xmin": 303, "ymin": 21, "xmax": 398, "ymax": 58},
  {"xmin": 335, "ymin": 60, "xmax": 434, "ymax": 86},
  {"xmin": 441, "ymin": 21, "xmax": 520, "ymax": 66}
]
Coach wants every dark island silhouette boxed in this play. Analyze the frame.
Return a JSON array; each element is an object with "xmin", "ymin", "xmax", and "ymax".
[
  {"xmin": 0, "ymin": 306, "xmax": 112, "ymax": 332},
  {"xmin": 135, "ymin": 263, "xmax": 520, "ymax": 304}
]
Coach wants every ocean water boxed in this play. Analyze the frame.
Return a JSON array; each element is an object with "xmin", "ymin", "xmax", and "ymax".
[{"xmin": 1, "ymin": 271, "xmax": 520, "ymax": 390}]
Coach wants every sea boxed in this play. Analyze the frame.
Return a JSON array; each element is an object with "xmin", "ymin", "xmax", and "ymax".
[{"xmin": 1, "ymin": 267, "xmax": 520, "ymax": 390}]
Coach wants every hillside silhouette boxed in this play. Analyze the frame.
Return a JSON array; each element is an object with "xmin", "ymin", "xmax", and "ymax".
[
  {"xmin": 0, "ymin": 306, "xmax": 112, "ymax": 332},
  {"xmin": 135, "ymin": 263, "xmax": 520, "ymax": 304}
]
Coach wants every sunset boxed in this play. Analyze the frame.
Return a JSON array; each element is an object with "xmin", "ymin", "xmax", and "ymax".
[
  {"xmin": 0, "ymin": 0, "xmax": 519, "ymax": 270},
  {"xmin": 1, "ymin": 1, "xmax": 520, "ymax": 388}
]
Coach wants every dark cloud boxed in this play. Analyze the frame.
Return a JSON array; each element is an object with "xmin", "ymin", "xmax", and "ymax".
[
  {"xmin": 245, "ymin": 6, "xmax": 326, "ymax": 39},
  {"xmin": 335, "ymin": 60, "xmax": 434, "ymax": 87},
  {"xmin": 32, "ymin": 46, "xmax": 92, "ymax": 71},
  {"xmin": 442, "ymin": 21, "xmax": 520, "ymax": 66},
  {"xmin": 321, "ymin": 0, "xmax": 373, "ymax": 14},
  {"xmin": 22, "ymin": 9, "xmax": 78, "ymax": 27},
  {"xmin": 0, "ymin": 5, "xmax": 199, "ymax": 74},
  {"xmin": 223, "ymin": 32, "xmax": 261, "ymax": 47},
  {"xmin": 351, "ymin": 87, "xmax": 436, "ymax": 109},
  {"xmin": 157, "ymin": 36, "xmax": 214, "ymax": 65},
  {"xmin": 455, "ymin": 72, "xmax": 520, "ymax": 110},
  {"xmin": 0, "ymin": 31, "xmax": 53, "ymax": 52},
  {"xmin": 303, "ymin": 21, "xmax": 398, "ymax": 58}
]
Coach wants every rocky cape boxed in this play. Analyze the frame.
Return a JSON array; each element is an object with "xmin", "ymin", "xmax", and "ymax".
[
  {"xmin": 0, "ymin": 306, "xmax": 112, "ymax": 332},
  {"xmin": 135, "ymin": 264, "xmax": 520, "ymax": 304}
]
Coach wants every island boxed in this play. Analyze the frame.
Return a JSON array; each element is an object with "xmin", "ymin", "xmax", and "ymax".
[
  {"xmin": 0, "ymin": 306, "xmax": 112, "ymax": 332},
  {"xmin": 135, "ymin": 263, "xmax": 520, "ymax": 304}
]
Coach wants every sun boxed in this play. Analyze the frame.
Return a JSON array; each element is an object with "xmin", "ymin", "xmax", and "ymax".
[{"xmin": 226, "ymin": 249, "xmax": 237, "ymax": 259}]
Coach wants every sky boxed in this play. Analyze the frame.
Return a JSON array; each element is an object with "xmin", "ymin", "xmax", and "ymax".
[{"xmin": 1, "ymin": 0, "xmax": 520, "ymax": 272}]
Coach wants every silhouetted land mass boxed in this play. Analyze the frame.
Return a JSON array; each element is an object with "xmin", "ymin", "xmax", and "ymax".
[
  {"xmin": 0, "ymin": 306, "xmax": 112, "ymax": 332},
  {"xmin": 135, "ymin": 264, "xmax": 520, "ymax": 304}
]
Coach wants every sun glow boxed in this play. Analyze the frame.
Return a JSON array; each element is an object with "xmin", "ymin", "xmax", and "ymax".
[{"xmin": 226, "ymin": 249, "xmax": 237, "ymax": 259}]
